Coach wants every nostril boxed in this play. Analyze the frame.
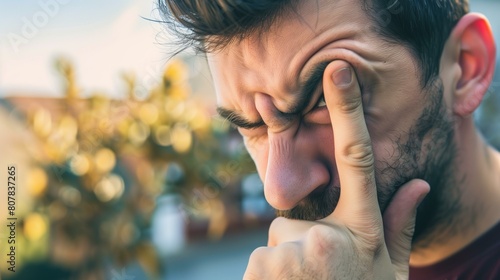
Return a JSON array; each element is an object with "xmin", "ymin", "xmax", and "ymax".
[
  {"xmin": 263, "ymin": 166, "xmax": 332, "ymax": 211},
  {"xmin": 254, "ymin": 92, "xmax": 301, "ymax": 134},
  {"xmin": 263, "ymin": 131, "xmax": 333, "ymax": 211},
  {"xmin": 311, "ymin": 184, "xmax": 328, "ymax": 196}
]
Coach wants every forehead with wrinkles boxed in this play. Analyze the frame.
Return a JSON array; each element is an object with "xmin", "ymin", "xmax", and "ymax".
[{"xmin": 207, "ymin": 0, "xmax": 370, "ymax": 114}]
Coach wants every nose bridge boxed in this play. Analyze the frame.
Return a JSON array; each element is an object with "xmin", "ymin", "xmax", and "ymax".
[
  {"xmin": 264, "ymin": 121, "xmax": 333, "ymax": 210},
  {"xmin": 254, "ymin": 92, "xmax": 296, "ymax": 133},
  {"xmin": 265, "ymin": 130, "xmax": 307, "ymax": 209},
  {"xmin": 267, "ymin": 130, "xmax": 297, "ymax": 171},
  {"xmin": 255, "ymin": 92, "xmax": 329, "ymax": 210}
]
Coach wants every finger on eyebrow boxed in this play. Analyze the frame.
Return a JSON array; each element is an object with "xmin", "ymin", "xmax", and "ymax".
[{"xmin": 288, "ymin": 61, "xmax": 331, "ymax": 114}]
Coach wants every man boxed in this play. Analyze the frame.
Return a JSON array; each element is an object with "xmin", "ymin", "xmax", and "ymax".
[{"xmin": 159, "ymin": 0, "xmax": 500, "ymax": 279}]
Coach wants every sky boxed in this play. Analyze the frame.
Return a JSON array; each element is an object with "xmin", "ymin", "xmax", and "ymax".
[
  {"xmin": 0, "ymin": 0, "xmax": 175, "ymax": 98},
  {"xmin": 0, "ymin": 1, "xmax": 499, "ymax": 98}
]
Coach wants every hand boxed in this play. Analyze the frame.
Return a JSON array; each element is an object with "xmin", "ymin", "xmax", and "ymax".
[{"xmin": 243, "ymin": 61, "xmax": 430, "ymax": 280}]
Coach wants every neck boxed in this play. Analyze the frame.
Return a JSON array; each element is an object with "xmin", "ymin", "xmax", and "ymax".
[{"xmin": 410, "ymin": 117, "xmax": 500, "ymax": 266}]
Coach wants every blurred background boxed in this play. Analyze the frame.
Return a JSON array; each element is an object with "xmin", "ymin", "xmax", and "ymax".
[{"xmin": 0, "ymin": 1, "xmax": 499, "ymax": 279}]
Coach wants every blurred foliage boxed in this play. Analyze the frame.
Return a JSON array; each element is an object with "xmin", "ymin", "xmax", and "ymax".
[{"xmin": 2, "ymin": 57, "xmax": 255, "ymax": 279}]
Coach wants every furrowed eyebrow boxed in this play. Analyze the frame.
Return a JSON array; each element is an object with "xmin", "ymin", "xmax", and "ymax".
[
  {"xmin": 216, "ymin": 61, "xmax": 330, "ymax": 129},
  {"xmin": 216, "ymin": 107, "xmax": 265, "ymax": 129},
  {"xmin": 288, "ymin": 60, "xmax": 331, "ymax": 114}
]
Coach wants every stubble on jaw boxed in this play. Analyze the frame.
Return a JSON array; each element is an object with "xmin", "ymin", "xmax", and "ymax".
[{"xmin": 274, "ymin": 77, "xmax": 469, "ymax": 249}]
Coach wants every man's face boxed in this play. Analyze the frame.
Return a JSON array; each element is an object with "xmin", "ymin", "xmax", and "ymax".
[{"xmin": 207, "ymin": 0, "xmax": 456, "ymax": 228}]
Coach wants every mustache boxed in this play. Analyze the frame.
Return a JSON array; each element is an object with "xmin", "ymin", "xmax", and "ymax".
[
  {"xmin": 275, "ymin": 184, "xmax": 341, "ymax": 221},
  {"xmin": 274, "ymin": 177, "xmax": 400, "ymax": 221}
]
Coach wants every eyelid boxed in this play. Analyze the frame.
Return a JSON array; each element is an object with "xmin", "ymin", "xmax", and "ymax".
[
  {"xmin": 315, "ymin": 95, "xmax": 326, "ymax": 108},
  {"xmin": 231, "ymin": 120, "xmax": 266, "ymax": 130}
]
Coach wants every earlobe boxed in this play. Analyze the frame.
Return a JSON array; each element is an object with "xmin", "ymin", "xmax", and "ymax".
[{"xmin": 450, "ymin": 13, "xmax": 496, "ymax": 116}]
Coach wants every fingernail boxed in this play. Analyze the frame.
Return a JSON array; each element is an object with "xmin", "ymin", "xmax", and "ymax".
[{"xmin": 332, "ymin": 67, "xmax": 352, "ymax": 88}]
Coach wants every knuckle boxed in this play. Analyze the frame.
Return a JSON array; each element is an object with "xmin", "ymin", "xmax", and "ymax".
[
  {"xmin": 356, "ymin": 224, "xmax": 385, "ymax": 253},
  {"xmin": 338, "ymin": 94, "xmax": 362, "ymax": 114},
  {"xmin": 277, "ymin": 241, "xmax": 300, "ymax": 258},
  {"xmin": 369, "ymin": 232, "xmax": 385, "ymax": 253},
  {"xmin": 243, "ymin": 271, "xmax": 260, "ymax": 280},
  {"xmin": 273, "ymin": 243, "xmax": 301, "ymax": 278},
  {"xmin": 268, "ymin": 217, "xmax": 288, "ymax": 239},
  {"xmin": 341, "ymin": 141, "xmax": 374, "ymax": 170},
  {"xmin": 307, "ymin": 225, "xmax": 339, "ymax": 259},
  {"xmin": 248, "ymin": 246, "xmax": 269, "ymax": 263},
  {"xmin": 270, "ymin": 217, "xmax": 288, "ymax": 230},
  {"xmin": 245, "ymin": 247, "xmax": 269, "ymax": 280}
]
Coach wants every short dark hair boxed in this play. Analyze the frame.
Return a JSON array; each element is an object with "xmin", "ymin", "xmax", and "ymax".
[{"xmin": 158, "ymin": 0, "xmax": 469, "ymax": 86}]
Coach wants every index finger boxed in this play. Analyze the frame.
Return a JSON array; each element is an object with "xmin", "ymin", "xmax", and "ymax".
[{"xmin": 321, "ymin": 60, "xmax": 380, "ymax": 224}]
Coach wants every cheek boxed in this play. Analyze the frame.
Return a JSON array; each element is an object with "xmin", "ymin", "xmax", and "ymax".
[
  {"xmin": 364, "ymin": 85, "xmax": 427, "ymax": 147},
  {"xmin": 313, "ymin": 125, "xmax": 336, "ymax": 161},
  {"xmin": 366, "ymin": 100, "xmax": 427, "ymax": 181},
  {"xmin": 244, "ymin": 137, "xmax": 269, "ymax": 180},
  {"xmin": 371, "ymin": 137, "xmax": 399, "ymax": 169},
  {"xmin": 367, "ymin": 112, "xmax": 418, "ymax": 176}
]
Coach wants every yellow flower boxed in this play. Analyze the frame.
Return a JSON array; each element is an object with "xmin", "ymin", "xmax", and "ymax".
[
  {"xmin": 27, "ymin": 167, "xmax": 48, "ymax": 197},
  {"xmin": 163, "ymin": 59, "xmax": 188, "ymax": 86},
  {"xmin": 24, "ymin": 213, "xmax": 48, "ymax": 241}
]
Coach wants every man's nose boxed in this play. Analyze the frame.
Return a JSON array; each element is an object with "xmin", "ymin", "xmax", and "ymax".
[
  {"xmin": 264, "ymin": 129, "xmax": 330, "ymax": 210},
  {"xmin": 254, "ymin": 93, "xmax": 330, "ymax": 210}
]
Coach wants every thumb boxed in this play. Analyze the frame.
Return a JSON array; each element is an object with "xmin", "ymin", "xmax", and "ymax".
[{"xmin": 383, "ymin": 179, "xmax": 430, "ymax": 279}]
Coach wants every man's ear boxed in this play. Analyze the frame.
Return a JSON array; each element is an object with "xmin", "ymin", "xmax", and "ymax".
[{"xmin": 444, "ymin": 13, "xmax": 496, "ymax": 116}]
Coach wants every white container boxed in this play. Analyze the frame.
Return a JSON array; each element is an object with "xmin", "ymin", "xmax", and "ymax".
[{"xmin": 151, "ymin": 194, "xmax": 186, "ymax": 256}]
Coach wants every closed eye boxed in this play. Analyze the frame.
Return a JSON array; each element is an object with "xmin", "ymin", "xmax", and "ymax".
[
  {"xmin": 315, "ymin": 95, "xmax": 326, "ymax": 108},
  {"xmin": 304, "ymin": 93, "xmax": 330, "ymax": 124}
]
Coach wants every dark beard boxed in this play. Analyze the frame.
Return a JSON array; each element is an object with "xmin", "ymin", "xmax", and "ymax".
[
  {"xmin": 276, "ymin": 183, "xmax": 341, "ymax": 221},
  {"xmin": 276, "ymin": 78, "xmax": 464, "ymax": 248}
]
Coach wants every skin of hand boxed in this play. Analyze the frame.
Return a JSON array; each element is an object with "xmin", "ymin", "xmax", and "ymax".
[{"xmin": 243, "ymin": 60, "xmax": 430, "ymax": 280}]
